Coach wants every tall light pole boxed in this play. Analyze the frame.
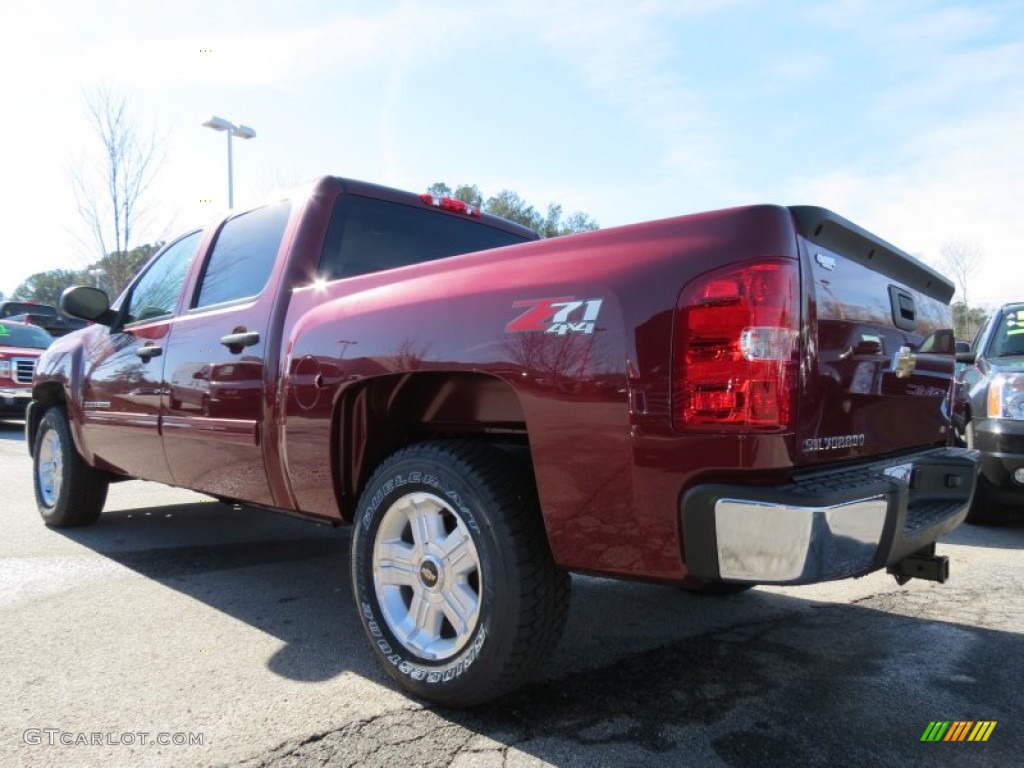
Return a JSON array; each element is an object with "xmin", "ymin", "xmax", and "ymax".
[{"xmin": 201, "ymin": 116, "xmax": 256, "ymax": 208}]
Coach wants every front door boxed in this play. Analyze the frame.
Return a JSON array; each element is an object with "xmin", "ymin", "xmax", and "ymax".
[{"xmin": 78, "ymin": 231, "xmax": 203, "ymax": 484}]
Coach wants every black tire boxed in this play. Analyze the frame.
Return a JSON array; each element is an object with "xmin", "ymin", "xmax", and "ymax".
[
  {"xmin": 33, "ymin": 407, "xmax": 109, "ymax": 527},
  {"xmin": 965, "ymin": 476, "xmax": 1006, "ymax": 527},
  {"xmin": 964, "ymin": 421, "xmax": 1005, "ymax": 526},
  {"xmin": 351, "ymin": 440, "xmax": 570, "ymax": 707}
]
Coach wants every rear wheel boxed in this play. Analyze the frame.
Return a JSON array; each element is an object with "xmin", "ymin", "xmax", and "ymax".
[
  {"xmin": 33, "ymin": 407, "xmax": 109, "ymax": 527},
  {"xmin": 351, "ymin": 440, "xmax": 570, "ymax": 707}
]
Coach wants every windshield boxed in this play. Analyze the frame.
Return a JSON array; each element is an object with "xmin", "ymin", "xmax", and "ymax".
[
  {"xmin": 1, "ymin": 302, "xmax": 57, "ymax": 318},
  {"xmin": 0, "ymin": 321, "xmax": 54, "ymax": 349},
  {"xmin": 989, "ymin": 307, "xmax": 1024, "ymax": 357}
]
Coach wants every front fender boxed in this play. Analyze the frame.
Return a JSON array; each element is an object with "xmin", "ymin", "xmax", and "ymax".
[{"xmin": 30, "ymin": 327, "xmax": 94, "ymax": 461}]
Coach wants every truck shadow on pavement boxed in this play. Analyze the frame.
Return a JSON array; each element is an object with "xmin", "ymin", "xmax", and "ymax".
[
  {"xmin": 54, "ymin": 500, "xmax": 1022, "ymax": 768},
  {"xmin": 53, "ymin": 501, "xmax": 375, "ymax": 684}
]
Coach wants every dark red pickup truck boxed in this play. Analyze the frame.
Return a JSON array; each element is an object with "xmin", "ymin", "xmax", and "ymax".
[{"xmin": 28, "ymin": 176, "xmax": 978, "ymax": 705}]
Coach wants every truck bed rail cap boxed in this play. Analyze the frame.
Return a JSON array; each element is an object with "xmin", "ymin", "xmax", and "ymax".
[{"xmin": 789, "ymin": 206, "xmax": 954, "ymax": 304}]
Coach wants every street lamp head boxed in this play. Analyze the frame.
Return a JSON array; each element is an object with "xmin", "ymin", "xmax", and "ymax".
[
  {"xmin": 202, "ymin": 114, "xmax": 256, "ymax": 209},
  {"xmin": 202, "ymin": 115, "xmax": 234, "ymax": 132}
]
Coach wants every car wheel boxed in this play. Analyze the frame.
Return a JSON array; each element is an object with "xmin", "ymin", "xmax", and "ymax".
[
  {"xmin": 33, "ymin": 407, "xmax": 109, "ymax": 527},
  {"xmin": 964, "ymin": 421, "xmax": 1005, "ymax": 526},
  {"xmin": 351, "ymin": 440, "xmax": 570, "ymax": 707}
]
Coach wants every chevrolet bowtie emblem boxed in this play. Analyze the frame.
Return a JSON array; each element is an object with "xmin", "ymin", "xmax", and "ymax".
[{"xmin": 893, "ymin": 346, "xmax": 917, "ymax": 378}]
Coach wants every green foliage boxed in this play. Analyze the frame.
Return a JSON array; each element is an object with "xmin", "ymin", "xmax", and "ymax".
[
  {"xmin": 453, "ymin": 184, "xmax": 483, "ymax": 207},
  {"xmin": 94, "ymin": 243, "xmax": 162, "ymax": 298},
  {"xmin": 426, "ymin": 182, "xmax": 452, "ymax": 198},
  {"xmin": 428, "ymin": 182, "xmax": 598, "ymax": 237},
  {"xmin": 10, "ymin": 269, "xmax": 84, "ymax": 306},
  {"xmin": 12, "ymin": 242, "xmax": 163, "ymax": 305},
  {"xmin": 952, "ymin": 302, "xmax": 988, "ymax": 343}
]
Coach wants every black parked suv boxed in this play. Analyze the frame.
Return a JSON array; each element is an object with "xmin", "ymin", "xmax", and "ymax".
[{"xmin": 955, "ymin": 302, "xmax": 1024, "ymax": 525}]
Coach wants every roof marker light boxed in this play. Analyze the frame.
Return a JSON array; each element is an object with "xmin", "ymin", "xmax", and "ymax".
[{"xmin": 419, "ymin": 193, "xmax": 481, "ymax": 217}]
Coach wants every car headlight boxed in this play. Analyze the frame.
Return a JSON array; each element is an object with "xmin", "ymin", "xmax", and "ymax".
[
  {"xmin": 988, "ymin": 372, "xmax": 1024, "ymax": 420},
  {"xmin": 0, "ymin": 360, "xmax": 10, "ymax": 379}
]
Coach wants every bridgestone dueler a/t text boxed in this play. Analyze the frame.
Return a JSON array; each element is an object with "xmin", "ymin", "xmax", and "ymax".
[{"xmin": 351, "ymin": 440, "xmax": 570, "ymax": 706}]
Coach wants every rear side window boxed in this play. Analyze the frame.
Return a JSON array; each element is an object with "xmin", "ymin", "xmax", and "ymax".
[
  {"xmin": 318, "ymin": 195, "xmax": 532, "ymax": 281},
  {"xmin": 195, "ymin": 201, "xmax": 291, "ymax": 308}
]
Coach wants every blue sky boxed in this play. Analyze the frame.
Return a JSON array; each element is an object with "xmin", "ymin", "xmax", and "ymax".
[{"xmin": 1, "ymin": 0, "xmax": 1021, "ymax": 308}]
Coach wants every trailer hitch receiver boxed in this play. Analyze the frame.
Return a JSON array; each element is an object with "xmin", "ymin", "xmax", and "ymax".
[{"xmin": 887, "ymin": 544, "xmax": 949, "ymax": 586}]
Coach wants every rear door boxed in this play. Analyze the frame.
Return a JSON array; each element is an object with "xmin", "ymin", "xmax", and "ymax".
[
  {"xmin": 790, "ymin": 208, "xmax": 956, "ymax": 466},
  {"xmin": 160, "ymin": 200, "xmax": 292, "ymax": 506}
]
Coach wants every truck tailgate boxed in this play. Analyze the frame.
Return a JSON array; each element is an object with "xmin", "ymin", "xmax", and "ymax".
[{"xmin": 791, "ymin": 207, "xmax": 956, "ymax": 467}]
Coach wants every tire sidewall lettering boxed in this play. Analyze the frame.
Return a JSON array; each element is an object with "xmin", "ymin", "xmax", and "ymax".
[
  {"xmin": 361, "ymin": 470, "xmax": 480, "ymax": 533},
  {"xmin": 355, "ymin": 461, "xmax": 493, "ymax": 689}
]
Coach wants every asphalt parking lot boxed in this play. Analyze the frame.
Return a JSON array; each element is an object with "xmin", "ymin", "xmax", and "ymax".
[{"xmin": 2, "ymin": 416, "xmax": 1021, "ymax": 767}]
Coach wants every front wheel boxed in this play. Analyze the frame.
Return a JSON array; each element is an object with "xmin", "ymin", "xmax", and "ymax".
[
  {"xmin": 964, "ymin": 421, "xmax": 1005, "ymax": 526},
  {"xmin": 33, "ymin": 407, "xmax": 109, "ymax": 527},
  {"xmin": 351, "ymin": 440, "xmax": 570, "ymax": 707}
]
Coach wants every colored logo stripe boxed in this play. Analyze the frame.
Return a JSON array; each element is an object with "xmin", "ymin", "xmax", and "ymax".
[
  {"xmin": 968, "ymin": 721, "xmax": 997, "ymax": 742},
  {"xmin": 945, "ymin": 721, "xmax": 973, "ymax": 741},
  {"xmin": 920, "ymin": 721, "xmax": 997, "ymax": 742}
]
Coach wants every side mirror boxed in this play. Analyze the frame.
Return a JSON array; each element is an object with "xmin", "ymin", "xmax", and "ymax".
[
  {"xmin": 955, "ymin": 341, "xmax": 971, "ymax": 354},
  {"xmin": 60, "ymin": 286, "xmax": 117, "ymax": 326},
  {"xmin": 955, "ymin": 350, "xmax": 977, "ymax": 365}
]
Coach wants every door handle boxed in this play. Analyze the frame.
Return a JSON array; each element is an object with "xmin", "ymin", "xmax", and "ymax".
[
  {"xmin": 220, "ymin": 330, "xmax": 260, "ymax": 354},
  {"xmin": 135, "ymin": 345, "xmax": 162, "ymax": 360}
]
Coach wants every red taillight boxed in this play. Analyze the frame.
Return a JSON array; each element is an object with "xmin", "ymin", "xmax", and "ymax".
[
  {"xmin": 419, "ymin": 193, "xmax": 482, "ymax": 217},
  {"xmin": 672, "ymin": 259, "xmax": 799, "ymax": 430}
]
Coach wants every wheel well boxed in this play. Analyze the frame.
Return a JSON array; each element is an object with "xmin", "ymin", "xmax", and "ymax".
[
  {"xmin": 27, "ymin": 382, "xmax": 65, "ymax": 452},
  {"xmin": 335, "ymin": 372, "xmax": 530, "ymax": 520}
]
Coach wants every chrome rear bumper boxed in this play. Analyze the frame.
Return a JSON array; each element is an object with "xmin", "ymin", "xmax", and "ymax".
[{"xmin": 681, "ymin": 447, "xmax": 979, "ymax": 585}]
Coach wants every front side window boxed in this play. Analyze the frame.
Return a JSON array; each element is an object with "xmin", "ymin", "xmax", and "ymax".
[
  {"xmin": 195, "ymin": 201, "xmax": 291, "ymax": 309},
  {"xmin": 125, "ymin": 231, "xmax": 202, "ymax": 324}
]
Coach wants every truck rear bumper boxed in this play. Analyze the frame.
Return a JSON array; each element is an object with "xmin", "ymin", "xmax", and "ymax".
[{"xmin": 681, "ymin": 447, "xmax": 979, "ymax": 585}]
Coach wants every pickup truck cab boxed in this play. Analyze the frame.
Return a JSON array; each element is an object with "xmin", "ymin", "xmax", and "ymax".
[
  {"xmin": 28, "ymin": 176, "xmax": 978, "ymax": 706},
  {"xmin": 955, "ymin": 302, "xmax": 1024, "ymax": 524},
  {"xmin": 1, "ymin": 300, "xmax": 87, "ymax": 337}
]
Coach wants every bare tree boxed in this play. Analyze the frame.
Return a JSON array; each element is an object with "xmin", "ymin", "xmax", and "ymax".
[
  {"xmin": 70, "ymin": 86, "xmax": 163, "ymax": 292},
  {"xmin": 939, "ymin": 240, "xmax": 985, "ymax": 340}
]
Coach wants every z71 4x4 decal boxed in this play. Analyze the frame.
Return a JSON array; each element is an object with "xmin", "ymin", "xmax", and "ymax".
[{"xmin": 505, "ymin": 297, "xmax": 604, "ymax": 336}]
